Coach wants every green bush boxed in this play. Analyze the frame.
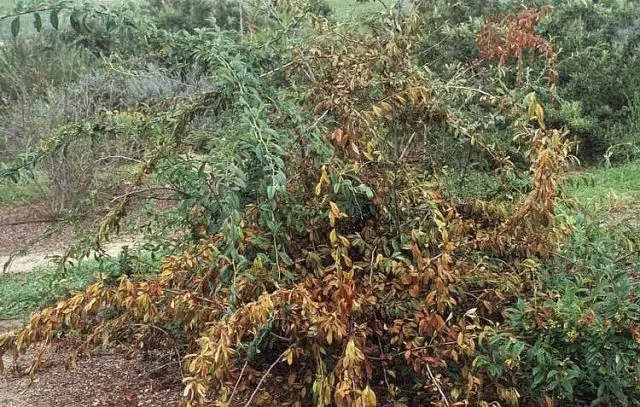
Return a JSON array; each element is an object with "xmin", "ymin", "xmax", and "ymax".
[
  {"xmin": 476, "ymin": 221, "xmax": 640, "ymax": 405},
  {"xmin": 143, "ymin": 0, "xmax": 240, "ymax": 32},
  {"xmin": 0, "ymin": 32, "xmax": 95, "ymax": 100},
  {"xmin": 416, "ymin": 0, "xmax": 640, "ymax": 163},
  {"xmin": 541, "ymin": 0, "xmax": 640, "ymax": 161},
  {"xmin": 0, "ymin": 1, "xmax": 638, "ymax": 404}
]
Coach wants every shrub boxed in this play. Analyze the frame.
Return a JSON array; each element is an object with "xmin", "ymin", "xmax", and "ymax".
[
  {"xmin": 0, "ymin": 1, "xmax": 638, "ymax": 406},
  {"xmin": 476, "ymin": 221, "xmax": 640, "ymax": 405},
  {"xmin": 416, "ymin": 0, "xmax": 640, "ymax": 163},
  {"xmin": 1, "ymin": 42, "xmax": 205, "ymax": 214},
  {"xmin": 143, "ymin": 0, "xmax": 239, "ymax": 32},
  {"xmin": 539, "ymin": 0, "xmax": 640, "ymax": 161}
]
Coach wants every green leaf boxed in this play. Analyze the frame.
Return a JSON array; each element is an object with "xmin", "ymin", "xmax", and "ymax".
[
  {"xmin": 512, "ymin": 340, "xmax": 525, "ymax": 356},
  {"xmin": 11, "ymin": 16, "xmax": 20, "ymax": 37},
  {"xmin": 281, "ymin": 269, "xmax": 294, "ymax": 280},
  {"xmin": 50, "ymin": 10, "xmax": 59, "ymax": 30},
  {"xmin": 32, "ymin": 12, "xmax": 42, "ymax": 32},
  {"xmin": 355, "ymin": 184, "xmax": 374, "ymax": 199},
  {"xmin": 279, "ymin": 251, "xmax": 293, "ymax": 266},
  {"xmin": 82, "ymin": 13, "xmax": 90, "ymax": 33},
  {"xmin": 561, "ymin": 380, "xmax": 573, "ymax": 396},
  {"xmin": 266, "ymin": 185, "xmax": 275, "ymax": 200},
  {"xmin": 70, "ymin": 12, "xmax": 82, "ymax": 33}
]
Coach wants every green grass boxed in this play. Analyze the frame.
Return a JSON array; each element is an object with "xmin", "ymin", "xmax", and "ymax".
[
  {"xmin": 0, "ymin": 261, "xmax": 99, "ymax": 320},
  {"xmin": 0, "ymin": 250, "xmax": 163, "ymax": 320},
  {"xmin": 440, "ymin": 161, "xmax": 640, "ymax": 226},
  {"xmin": 566, "ymin": 162, "xmax": 640, "ymax": 206},
  {"xmin": 326, "ymin": 0, "xmax": 386, "ymax": 18},
  {"xmin": 0, "ymin": 0, "xmax": 13, "ymax": 11},
  {"xmin": 0, "ymin": 179, "xmax": 46, "ymax": 206},
  {"xmin": 564, "ymin": 161, "xmax": 640, "ymax": 227}
]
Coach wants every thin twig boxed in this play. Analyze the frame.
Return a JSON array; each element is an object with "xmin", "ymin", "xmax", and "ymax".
[
  {"xmin": 398, "ymin": 131, "xmax": 417, "ymax": 162},
  {"xmin": 269, "ymin": 332, "xmax": 293, "ymax": 342},
  {"xmin": 238, "ymin": 0, "xmax": 244, "ymax": 42},
  {"xmin": 369, "ymin": 246, "xmax": 377, "ymax": 285},
  {"xmin": 392, "ymin": 336, "xmax": 478, "ymax": 357},
  {"xmin": 260, "ymin": 60, "xmax": 299, "ymax": 78},
  {"xmin": 163, "ymin": 288, "xmax": 219, "ymax": 306},
  {"xmin": 444, "ymin": 85, "xmax": 494, "ymax": 98},
  {"xmin": 615, "ymin": 249, "xmax": 640, "ymax": 264},
  {"xmin": 376, "ymin": 336, "xmax": 391, "ymax": 391},
  {"xmin": 94, "ymin": 155, "xmax": 143, "ymax": 165},
  {"xmin": 0, "ymin": 218, "xmax": 57, "ymax": 227},
  {"xmin": 228, "ymin": 360, "xmax": 248, "ymax": 405},
  {"xmin": 243, "ymin": 348, "xmax": 290, "ymax": 407},
  {"xmin": 426, "ymin": 363, "xmax": 450, "ymax": 406},
  {"xmin": 137, "ymin": 360, "xmax": 180, "ymax": 378},
  {"xmin": 131, "ymin": 324, "xmax": 184, "ymax": 375},
  {"xmin": 109, "ymin": 187, "xmax": 188, "ymax": 204}
]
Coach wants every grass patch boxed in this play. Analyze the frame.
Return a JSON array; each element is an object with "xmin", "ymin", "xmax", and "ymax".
[
  {"xmin": 0, "ymin": 179, "xmax": 45, "ymax": 206},
  {"xmin": 564, "ymin": 161, "xmax": 640, "ymax": 226},
  {"xmin": 440, "ymin": 162, "xmax": 640, "ymax": 226},
  {"xmin": 0, "ymin": 261, "xmax": 98, "ymax": 320},
  {"xmin": 0, "ymin": 250, "xmax": 162, "ymax": 320},
  {"xmin": 326, "ymin": 0, "xmax": 386, "ymax": 18},
  {"xmin": 566, "ymin": 162, "xmax": 640, "ymax": 206},
  {"xmin": 0, "ymin": 0, "xmax": 13, "ymax": 11}
]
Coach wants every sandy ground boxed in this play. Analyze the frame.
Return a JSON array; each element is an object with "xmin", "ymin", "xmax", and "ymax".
[
  {"xmin": 0, "ymin": 238, "xmax": 142, "ymax": 274},
  {"xmin": 0, "ymin": 204, "xmax": 183, "ymax": 406},
  {"xmin": 0, "ymin": 203, "xmax": 143, "ymax": 274}
]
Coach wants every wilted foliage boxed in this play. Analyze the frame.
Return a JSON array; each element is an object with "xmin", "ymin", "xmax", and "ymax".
[
  {"xmin": 477, "ymin": 6, "xmax": 556, "ymax": 85},
  {"xmin": 0, "ymin": 0, "xmax": 638, "ymax": 406}
]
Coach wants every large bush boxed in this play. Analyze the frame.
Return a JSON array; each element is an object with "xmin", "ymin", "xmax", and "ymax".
[
  {"xmin": 477, "ymin": 221, "xmax": 640, "ymax": 405},
  {"xmin": 0, "ymin": 1, "xmax": 638, "ymax": 406},
  {"xmin": 416, "ymin": 0, "xmax": 640, "ymax": 163}
]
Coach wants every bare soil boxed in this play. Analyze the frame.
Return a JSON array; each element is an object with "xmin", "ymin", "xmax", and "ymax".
[
  {"xmin": 0, "ymin": 346, "xmax": 182, "ymax": 407},
  {"xmin": 0, "ymin": 204, "xmax": 72, "ymax": 257},
  {"xmin": 0, "ymin": 204, "xmax": 141, "ymax": 274},
  {"xmin": 0, "ymin": 203, "xmax": 178, "ymax": 406}
]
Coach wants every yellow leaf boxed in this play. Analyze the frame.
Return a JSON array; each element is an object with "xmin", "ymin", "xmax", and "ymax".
[
  {"xmin": 361, "ymin": 385, "xmax": 377, "ymax": 407},
  {"xmin": 330, "ymin": 229, "xmax": 338, "ymax": 245},
  {"xmin": 381, "ymin": 102, "xmax": 393, "ymax": 116},
  {"xmin": 536, "ymin": 103, "xmax": 545, "ymax": 123},
  {"xmin": 83, "ymin": 297, "xmax": 97, "ymax": 313},
  {"xmin": 522, "ymin": 258, "xmax": 539, "ymax": 269},
  {"xmin": 183, "ymin": 383, "xmax": 193, "ymax": 398},
  {"xmin": 283, "ymin": 348, "xmax": 294, "ymax": 365},
  {"xmin": 329, "ymin": 201, "xmax": 340, "ymax": 218}
]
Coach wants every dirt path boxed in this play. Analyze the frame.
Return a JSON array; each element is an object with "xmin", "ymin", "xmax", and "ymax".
[
  {"xmin": 1, "ymin": 204, "xmax": 142, "ymax": 274},
  {"xmin": 0, "ymin": 237, "xmax": 142, "ymax": 274},
  {"xmin": 0, "ymin": 205, "xmax": 179, "ymax": 405}
]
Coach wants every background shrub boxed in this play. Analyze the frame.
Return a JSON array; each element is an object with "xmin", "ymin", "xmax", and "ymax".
[{"xmin": 477, "ymin": 221, "xmax": 640, "ymax": 405}]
